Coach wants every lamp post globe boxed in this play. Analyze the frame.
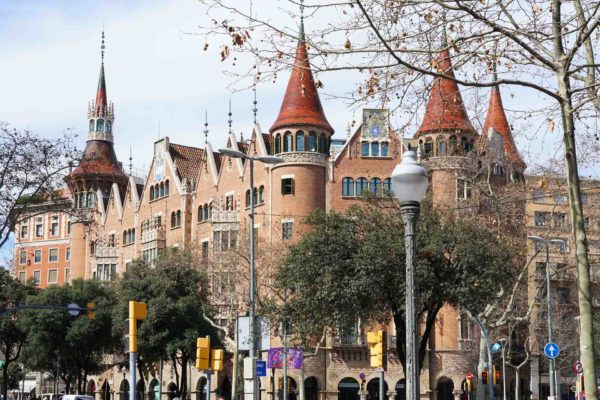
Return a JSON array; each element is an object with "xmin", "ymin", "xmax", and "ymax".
[{"xmin": 391, "ymin": 151, "xmax": 428, "ymax": 203}]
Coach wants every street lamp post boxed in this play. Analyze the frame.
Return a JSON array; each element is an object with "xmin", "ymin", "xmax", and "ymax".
[
  {"xmin": 391, "ymin": 151, "xmax": 428, "ymax": 400},
  {"xmin": 528, "ymin": 235, "xmax": 567, "ymax": 400},
  {"xmin": 219, "ymin": 148, "xmax": 283, "ymax": 400}
]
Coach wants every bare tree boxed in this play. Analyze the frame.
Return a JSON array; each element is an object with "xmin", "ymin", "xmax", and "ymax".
[{"xmin": 1, "ymin": 123, "xmax": 80, "ymax": 249}]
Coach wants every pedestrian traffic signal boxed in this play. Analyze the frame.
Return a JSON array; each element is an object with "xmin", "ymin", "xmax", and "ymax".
[
  {"xmin": 367, "ymin": 330, "xmax": 387, "ymax": 370},
  {"xmin": 493, "ymin": 366, "xmax": 502, "ymax": 385},
  {"xmin": 481, "ymin": 371, "xmax": 488, "ymax": 385},
  {"xmin": 127, "ymin": 301, "xmax": 147, "ymax": 352},
  {"xmin": 211, "ymin": 349, "xmax": 224, "ymax": 372},
  {"xmin": 87, "ymin": 303, "xmax": 95, "ymax": 320},
  {"xmin": 196, "ymin": 337, "xmax": 210, "ymax": 370}
]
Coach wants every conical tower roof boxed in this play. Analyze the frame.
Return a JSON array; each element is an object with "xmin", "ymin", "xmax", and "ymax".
[
  {"xmin": 270, "ymin": 20, "xmax": 333, "ymax": 134},
  {"xmin": 94, "ymin": 63, "xmax": 107, "ymax": 114},
  {"xmin": 483, "ymin": 86, "xmax": 526, "ymax": 169},
  {"xmin": 416, "ymin": 49, "xmax": 476, "ymax": 137}
]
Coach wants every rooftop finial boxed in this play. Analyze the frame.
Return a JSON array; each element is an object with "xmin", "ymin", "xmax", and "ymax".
[
  {"xmin": 203, "ymin": 109, "xmax": 209, "ymax": 145},
  {"xmin": 129, "ymin": 145, "xmax": 133, "ymax": 175},
  {"xmin": 299, "ymin": 0, "xmax": 305, "ymax": 41},
  {"xmin": 101, "ymin": 30, "xmax": 105, "ymax": 64},
  {"xmin": 252, "ymin": 85, "xmax": 258, "ymax": 124},
  {"xmin": 228, "ymin": 99, "xmax": 233, "ymax": 134}
]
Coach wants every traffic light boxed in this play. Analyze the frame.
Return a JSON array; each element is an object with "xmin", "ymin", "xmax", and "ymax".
[
  {"xmin": 211, "ymin": 349, "xmax": 224, "ymax": 372},
  {"xmin": 493, "ymin": 366, "xmax": 502, "ymax": 385},
  {"xmin": 86, "ymin": 303, "xmax": 95, "ymax": 320},
  {"xmin": 481, "ymin": 371, "xmax": 488, "ymax": 385},
  {"xmin": 196, "ymin": 337, "xmax": 210, "ymax": 370},
  {"xmin": 128, "ymin": 301, "xmax": 147, "ymax": 352},
  {"xmin": 367, "ymin": 330, "xmax": 387, "ymax": 370},
  {"xmin": 0, "ymin": 360, "xmax": 4, "ymax": 369}
]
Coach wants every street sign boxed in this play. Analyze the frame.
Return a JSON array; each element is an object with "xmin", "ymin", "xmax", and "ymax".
[
  {"xmin": 574, "ymin": 361, "xmax": 583, "ymax": 374},
  {"xmin": 256, "ymin": 360, "xmax": 267, "ymax": 377},
  {"xmin": 544, "ymin": 342, "xmax": 560, "ymax": 359},
  {"xmin": 466, "ymin": 372, "xmax": 473, "ymax": 380},
  {"xmin": 67, "ymin": 303, "xmax": 80, "ymax": 316}
]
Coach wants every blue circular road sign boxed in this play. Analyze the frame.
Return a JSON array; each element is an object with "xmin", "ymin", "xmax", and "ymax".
[{"xmin": 544, "ymin": 342, "xmax": 560, "ymax": 359}]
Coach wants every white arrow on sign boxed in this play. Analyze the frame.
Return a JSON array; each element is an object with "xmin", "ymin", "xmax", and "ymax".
[{"xmin": 544, "ymin": 342, "xmax": 560, "ymax": 359}]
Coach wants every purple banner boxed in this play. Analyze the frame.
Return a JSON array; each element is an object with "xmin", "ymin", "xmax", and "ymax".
[{"xmin": 267, "ymin": 347, "xmax": 303, "ymax": 369}]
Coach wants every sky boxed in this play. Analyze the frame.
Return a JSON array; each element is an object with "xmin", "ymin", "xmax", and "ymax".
[{"xmin": 0, "ymin": 0, "xmax": 588, "ymax": 260}]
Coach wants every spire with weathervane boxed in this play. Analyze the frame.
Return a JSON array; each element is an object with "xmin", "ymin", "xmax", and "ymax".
[{"xmin": 87, "ymin": 31, "xmax": 115, "ymax": 143}]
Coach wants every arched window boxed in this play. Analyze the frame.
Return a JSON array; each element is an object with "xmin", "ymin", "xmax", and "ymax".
[
  {"xmin": 284, "ymin": 132, "xmax": 293, "ymax": 152},
  {"xmin": 338, "ymin": 378, "xmax": 359, "ymax": 400},
  {"xmin": 154, "ymin": 185, "xmax": 160, "ymax": 199},
  {"xmin": 381, "ymin": 142, "xmax": 389, "ymax": 157},
  {"xmin": 171, "ymin": 212, "xmax": 176, "ymax": 227},
  {"xmin": 86, "ymin": 192, "xmax": 94, "ymax": 208},
  {"xmin": 165, "ymin": 180, "xmax": 170, "ymax": 196},
  {"xmin": 97, "ymin": 119, "xmax": 105, "ymax": 132},
  {"xmin": 356, "ymin": 178, "xmax": 368, "ymax": 196},
  {"xmin": 106, "ymin": 120, "xmax": 112, "ymax": 133},
  {"xmin": 438, "ymin": 141, "xmax": 447, "ymax": 156},
  {"xmin": 176, "ymin": 210, "xmax": 181, "ymax": 227},
  {"xmin": 208, "ymin": 202, "xmax": 213, "ymax": 219},
  {"xmin": 370, "ymin": 178, "xmax": 382, "ymax": 195},
  {"xmin": 246, "ymin": 189, "xmax": 251, "ymax": 207},
  {"xmin": 203, "ymin": 204, "xmax": 209, "ymax": 220},
  {"xmin": 342, "ymin": 178, "xmax": 354, "ymax": 197},
  {"xmin": 123, "ymin": 231, "xmax": 128, "ymax": 245},
  {"xmin": 462, "ymin": 137, "xmax": 471, "ymax": 153},
  {"xmin": 319, "ymin": 134, "xmax": 328, "ymax": 154},
  {"xmin": 198, "ymin": 206, "xmax": 203, "ymax": 221},
  {"xmin": 78, "ymin": 193, "xmax": 85, "ymax": 208},
  {"xmin": 89, "ymin": 119, "xmax": 95, "ymax": 132},
  {"xmin": 150, "ymin": 186, "xmax": 155, "ymax": 201},
  {"xmin": 275, "ymin": 134, "xmax": 281, "ymax": 154},
  {"xmin": 309, "ymin": 132, "xmax": 317, "ymax": 152},
  {"xmin": 362, "ymin": 142, "xmax": 370, "ymax": 157},
  {"xmin": 131, "ymin": 229, "xmax": 135, "ymax": 243},
  {"xmin": 296, "ymin": 131, "xmax": 305, "ymax": 151},
  {"xmin": 159, "ymin": 183, "xmax": 165, "ymax": 198},
  {"xmin": 383, "ymin": 178, "xmax": 392, "ymax": 196},
  {"xmin": 253, "ymin": 187, "xmax": 258, "ymax": 205},
  {"xmin": 424, "ymin": 137, "xmax": 433, "ymax": 156},
  {"xmin": 449, "ymin": 136, "xmax": 457, "ymax": 155},
  {"xmin": 258, "ymin": 186, "xmax": 265, "ymax": 204}
]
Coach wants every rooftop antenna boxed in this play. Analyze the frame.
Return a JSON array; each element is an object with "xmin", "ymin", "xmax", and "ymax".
[
  {"xmin": 203, "ymin": 109, "xmax": 209, "ymax": 145},
  {"xmin": 299, "ymin": 0, "xmax": 305, "ymax": 41}
]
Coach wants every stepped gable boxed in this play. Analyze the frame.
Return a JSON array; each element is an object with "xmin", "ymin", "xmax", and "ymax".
[
  {"xmin": 482, "ymin": 86, "xmax": 526, "ymax": 168},
  {"xmin": 169, "ymin": 143, "xmax": 204, "ymax": 182},
  {"xmin": 270, "ymin": 21, "xmax": 333, "ymax": 134},
  {"xmin": 416, "ymin": 49, "xmax": 476, "ymax": 137}
]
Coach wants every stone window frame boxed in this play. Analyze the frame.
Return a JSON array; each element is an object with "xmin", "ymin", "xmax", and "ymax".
[
  {"xmin": 34, "ymin": 249, "xmax": 42, "ymax": 264},
  {"xmin": 282, "ymin": 219, "xmax": 294, "ymax": 241},
  {"xmin": 47, "ymin": 268, "xmax": 58, "ymax": 285},
  {"xmin": 48, "ymin": 248, "xmax": 59, "ymax": 263}
]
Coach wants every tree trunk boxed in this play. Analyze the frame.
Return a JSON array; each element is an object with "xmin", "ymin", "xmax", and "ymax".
[
  {"xmin": 558, "ymin": 71, "xmax": 598, "ymax": 400},
  {"xmin": 477, "ymin": 335, "xmax": 487, "ymax": 400},
  {"xmin": 2, "ymin": 362, "xmax": 9, "ymax": 400}
]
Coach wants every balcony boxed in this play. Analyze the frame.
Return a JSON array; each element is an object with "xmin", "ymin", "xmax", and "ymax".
[
  {"xmin": 95, "ymin": 247, "xmax": 118, "ymax": 258},
  {"xmin": 211, "ymin": 210, "xmax": 240, "ymax": 224}
]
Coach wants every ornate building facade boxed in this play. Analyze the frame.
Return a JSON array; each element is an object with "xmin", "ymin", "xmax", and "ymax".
[{"xmin": 12, "ymin": 20, "xmax": 600, "ymax": 400}]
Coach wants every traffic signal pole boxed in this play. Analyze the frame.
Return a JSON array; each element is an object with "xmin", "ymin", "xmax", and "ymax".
[
  {"xmin": 130, "ymin": 316, "xmax": 137, "ymax": 400},
  {"xmin": 379, "ymin": 369, "xmax": 384, "ymax": 400}
]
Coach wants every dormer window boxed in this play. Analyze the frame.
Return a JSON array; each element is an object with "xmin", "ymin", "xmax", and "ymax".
[
  {"xmin": 309, "ymin": 132, "xmax": 317, "ymax": 152},
  {"xmin": 97, "ymin": 119, "xmax": 105, "ymax": 132}
]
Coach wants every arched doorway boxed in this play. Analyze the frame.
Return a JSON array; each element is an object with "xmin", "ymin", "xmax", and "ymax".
[
  {"xmin": 149, "ymin": 380, "xmax": 160, "ymax": 400},
  {"xmin": 120, "ymin": 380, "xmax": 130, "ymax": 400},
  {"xmin": 436, "ymin": 378, "xmax": 454, "ymax": 400},
  {"xmin": 195, "ymin": 378, "xmax": 207, "ymax": 400},
  {"xmin": 218, "ymin": 376, "xmax": 231, "ymax": 400},
  {"xmin": 137, "ymin": 381, "xmax": 146, "ymax": 400},
  {"xmin": 167, "ymin": 383, "xmax": 177, "ymax": 400},
  {"xmin": 395, "ymin": 380, "xmax": 405, "ymax": 400},
  {"xmin": 87, "ymin": 381, "xmax": 97, "ymax": 397},
  {"xmin": 367, "ymin": 378, "xmax": 388, "ymax": 400},
  {"xmin": 278, "ymin": 377, "xmax": 297, "ymax": 400},
  {"xmin": 305, "ymin": 377, "xmax": 319, "ymax": 400},
  {"xmin": 338, "ymin": 378, "xmax": 360, "ymax": 400},
  {"xmin": 101, "ymin": 381, "xmax": 111, "ymax": 400}
]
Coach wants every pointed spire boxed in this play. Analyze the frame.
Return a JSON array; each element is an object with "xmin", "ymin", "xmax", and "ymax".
[
  {"xmin": 483, "ymin": 84, "xmax": 526, "ymax": 169},
  {"xmin": 95, "ymin": 31, "xmax": 108, "ymax": 114},
  {"xmin": 203, "ymin": 109, "xmax": 209, "ymax": 145},
  {"xmin": 252, "ymin": 85, "xmax": 258, "ymax": 124},
  {"xmin": 416, "ymin": 47, "xmax": 476, "ymax": 137},
  {"xmin": 269, "ymin": 9, "xmax": 333, "ymax": 134},
  {"xmin": 129, "ymin": 145, "xmax": 133, "ymax": 175}
]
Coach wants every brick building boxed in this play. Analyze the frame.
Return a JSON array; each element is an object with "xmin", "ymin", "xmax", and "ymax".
[{"xmin": 12, "ymin": 20, "xmax": 600, "ymax": 400}]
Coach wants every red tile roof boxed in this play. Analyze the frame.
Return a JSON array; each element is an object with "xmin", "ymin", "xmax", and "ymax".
[
  {"xmin": 69, "ymin": 140, "xmax": 127, "ymax": 181},
  {"xmin": 169, "ymin": 143, "xmax": 205, "ymax": 182},
  {"xmin": 270, "ymin": 22, "xmax": 333, "ymax": 134},
  {"xmin": 483, "ymin": 86, "xmax": 526, "ymax": 168},
  {"xmin": 416, "ymin": 49, "xmax": 476, "ymax": 136}
]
